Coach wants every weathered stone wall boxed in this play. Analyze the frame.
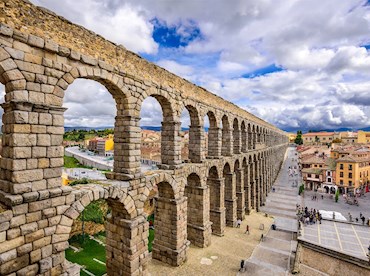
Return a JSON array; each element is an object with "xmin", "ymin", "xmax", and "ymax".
[
  {"xmin": 298, "ymin": 243, "xmax": 370, "ymax": 276},
  {"xmin": 0, "ymin": 0, "xmax": 289, "ymax": 275}
]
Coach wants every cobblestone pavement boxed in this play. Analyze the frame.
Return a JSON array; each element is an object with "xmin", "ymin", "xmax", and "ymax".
[
  {"xmin": 148, "ymin": 213, "xmax": 273, "ymax": 276},
  {"xmin": 240, "ymin": 147, "xmax": 300, "ymax": 275}
]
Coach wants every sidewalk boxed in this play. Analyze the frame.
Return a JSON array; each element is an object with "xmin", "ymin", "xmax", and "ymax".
[{"xmin": 241, "ymin": 147, "xmax": 299, "ymax": 275}]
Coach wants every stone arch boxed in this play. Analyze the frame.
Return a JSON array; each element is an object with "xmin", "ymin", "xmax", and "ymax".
[
  {"xmin": 221, "ymin": 115, "xmax": 232, "ymax": 156},
  {"xmin": 139, "ymin": 87, "xmax": 180, "ymax": 167},
  {"xmin": 146, "ymin": 172, "xmax": 179, "ymax": 200},
  {"xmin": 58, "ymin": 69, "xmax": 141, "ymax": 178},
  {"xmin": 180, "ymin": 102, "xmax": 203, "ymax": 163},
  {"xmin": 223, "ymin": 162, "xmax": 236, "ymax": 226},
  {"xmin": 62, "ymin": 185, "xmax": 144, "ymax": 275},
  {"xmin": 233, "ymin": 118, "xmax": 241, "ymax": 154},
  {"xmin": 186, "ymin": 172, "xmax": 212, "ymax": 247}
]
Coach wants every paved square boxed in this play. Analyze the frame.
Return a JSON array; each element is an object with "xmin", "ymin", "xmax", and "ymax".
[{"xmin": 300, "ymin": 220, "xmax": 370, "ymax": 261}]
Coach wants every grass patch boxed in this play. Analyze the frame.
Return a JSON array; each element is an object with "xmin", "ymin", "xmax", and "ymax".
[
  {"xmin": 64, "ymin": 155, "xmax": 92, "ymax": 169},
  {"xmin": 148, "ymin": 228, "xmax": 154, "ymax": 252},
  {"xmin": 66, "ymin": 235, "xmax": 106, "ymax": 276}
]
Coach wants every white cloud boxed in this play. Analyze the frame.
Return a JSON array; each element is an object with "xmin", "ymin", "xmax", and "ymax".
[{"xmin": 24, "ymin": 0, "xmax": 370, "ymax": 132}]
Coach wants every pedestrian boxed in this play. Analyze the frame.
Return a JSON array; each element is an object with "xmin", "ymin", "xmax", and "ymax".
[
  {"xmin": 361, "ymin": 216, "xmax": 365, "ymax": 225},
  {"xmin": 349, "ymin": 213, "xmax": 353, "ymax": 222},
  {"xmin": 245, "ymin": 225, "xmax": 250, "ymax": 234},
  {"xmin": 260, "ymin": 233, "xmax": 264, "ymax": 242},
  {"xmin": 321, "ymin": 195, "xmax": 323, "ymax": 200},
  {"xmin": 236, "ymin": 219, "xmax": 241, "ymax": 228}
]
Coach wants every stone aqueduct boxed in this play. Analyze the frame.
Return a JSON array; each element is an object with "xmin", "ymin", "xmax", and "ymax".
[{"xmin": 0, "ymin": 1, "xmax": 288, "ymax": 275}]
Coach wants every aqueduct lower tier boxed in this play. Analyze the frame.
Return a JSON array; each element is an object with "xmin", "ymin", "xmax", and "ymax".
[{"xmin": 0, "ymin": 0, "xmax": 288, "ymax": 275}]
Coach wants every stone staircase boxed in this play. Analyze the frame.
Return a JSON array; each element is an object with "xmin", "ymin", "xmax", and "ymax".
[{"xmin": 239, "ymin": 147, "xmax": 300, "ymax": 275}]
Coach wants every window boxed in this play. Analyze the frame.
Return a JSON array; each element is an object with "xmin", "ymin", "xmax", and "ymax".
[
  {"xmin": 328, "ymin": 178, "xmax": 331, "ymax": 183},
  {"xmin": 349, "ymin": 164, "xmax": 352, "ymax": 171},
  {"xmin": 308, "ymin": 174, "xmax": 311, "ymax": 177},
  {"xmin": 327, "ymin": 171, "xmax": 331, "ymax": 176},
  {"xmin": 348, "ymin": 173, "xmax": 352, "ymax": 178},
  {"xmin": 360, "ymin": 172, "xmax": 362, "ymax": 178},
  {"xmin": 340, "ymin": 164, "xmax": 343, "ymax": 170},
  {"xmin": 340, "ymin": 180, "xmax": 343, "ymax": 185},
  {"xmin": 349, "ymin": 181, "xmax": 352, "ymax": 186},
  {"xmin": 319, "ymin": 165, "xmax": 322, "ymax": 168},
  {"xmin": 340, "ymin": 172, "xmax": 343, "ymax": 177}
]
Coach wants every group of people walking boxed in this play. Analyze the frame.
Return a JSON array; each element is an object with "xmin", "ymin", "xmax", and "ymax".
[{"xmin": 296, "ymin": 205, "xmax": 322, "ymax": 225}]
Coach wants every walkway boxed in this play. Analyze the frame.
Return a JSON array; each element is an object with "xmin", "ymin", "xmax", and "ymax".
[{"xmin": 240, "ymin": 147, "xmax": 300, "ymax": 275}]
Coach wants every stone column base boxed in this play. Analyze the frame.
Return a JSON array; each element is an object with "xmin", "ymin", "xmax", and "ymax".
[
  {"xmin": 187, "ymin": 221, "xmax": 212, "ymax": 248},
  {"xmin": 210, "ymin": 208, "xmax": 225, "ymax": 236},
  {"xmin": 237, "ymin": 208, "xmax": 245, "ymax": 220},
  {"xmin": 225, "ymin": 198, "xmax": 237, "ymax": 227},
  {"xmin": 152, "ymin": 240, "xmax": 190, "ymax": 266}
]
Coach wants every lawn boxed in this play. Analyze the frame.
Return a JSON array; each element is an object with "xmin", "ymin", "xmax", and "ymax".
[
  {"xmin": 66, "ymin": 235, "xmax": 106, "ymax": 276},
  {"xmin": 148, "ymin": 228, "xmax": 155, "ymax": 252},
  {"xmin": 64, "ymin": 155, "xmax": 92, "ymax": 169}
]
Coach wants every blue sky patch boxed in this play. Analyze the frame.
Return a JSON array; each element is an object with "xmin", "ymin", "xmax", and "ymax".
[
  {"xmin": 151, "ymin": 18, "xmax": 202, "ymax": 48},
  {"xmin": 242, "ymin": 64, "xmax": 283, "ymax": 79}
]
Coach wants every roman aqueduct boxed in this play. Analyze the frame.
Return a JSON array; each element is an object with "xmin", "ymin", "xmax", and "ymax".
[{"xmin": 0, "ymin": 0, "xmax": 288, "ymax": 275}]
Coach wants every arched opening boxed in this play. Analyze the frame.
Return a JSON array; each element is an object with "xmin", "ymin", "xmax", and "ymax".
[
  {"xmin": 181, "ymin": 105, "xmax": 202, "ymax": 163},
  {"xmin": 203, "ymin": 114, "xmax": 210, "ymax": 157},
  {"xmin": 63, "ymin": 79, "xmax": 117, "ymax": 171},
  {"xmin": 252, "ymin": 125, "xmax": 256, "ymax": 149},
  {"xmin": 207, "ymin": 166, "xmax": 225, "ymax": 236},
  {"xmin": 235, "ymin": 160, "xmax": 245, "ymax": 220},
  {"xmin": 140, "ymin": 95, "xmax": 177, "ymax": 168},
  {"xmin": 205, "ymin": 111, "xmax": 219, "ymax": 158},
  {"xmin": 180, "ymin": 107, "xmax": 191, "ymax": 162},
  {"xmin": 223, "ymin": 163, "xmax": 236, "ymax": 226},
  {"xmin": 221, "ymin": 115, "xmax": 231, "ymax": 156},
  {"xmin": 152, "ymin": 181, "xmax": 188, "ymax": 266},
  {"xmin": 186, "ymin": 173, "xmax": 211, "ymax": 247},
  {"xmin": 233, "ymin": 118, "xmax": 240, "ymax": 154},
  {"xmin": 241, "ymin": 121, "xmax": 247, "ymax": 153}
]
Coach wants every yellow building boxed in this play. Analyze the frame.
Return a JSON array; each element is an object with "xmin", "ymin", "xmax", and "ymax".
[
  {"xmin": 286, "ymin": 133, "xmax": 297, "ymax": 143},
  {"xmin": 333, "ymin": 148, "xmax": 370, "ymax": 194},
  {"xmin": 357, "ymin": 131, "xmax": 370, "ymax": 143}
]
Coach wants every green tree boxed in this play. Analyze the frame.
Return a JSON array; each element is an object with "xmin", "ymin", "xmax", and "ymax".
[
  {"xmin": 335, "ymin": 189, "xmax": 339, "ymax": 202},
  {"xmin": 294, "ymin": 130, "xmax": 303, "ymax": 145}
]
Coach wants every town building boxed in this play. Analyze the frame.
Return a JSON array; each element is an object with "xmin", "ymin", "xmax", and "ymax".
[
  {"xmin": 88, "ymin": 134, "xmax": 114, "ymax": 156},
  {"xmin": 302, "ymin": 132, "xmax": 338, "ymax": 145}
]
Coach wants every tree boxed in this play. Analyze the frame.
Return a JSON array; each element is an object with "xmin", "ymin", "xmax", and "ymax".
[
  {"xmin": 294, "ymin": 130, "xmax": 303, "ymax": 145},
  {"xmin": 335, "ymin": 189, "xmax": 339, "ymax": 202}
]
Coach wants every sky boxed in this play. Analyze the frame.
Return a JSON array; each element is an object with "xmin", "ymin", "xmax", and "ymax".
[{"xmin": 3, "ymin": 0, "xmax": 370, "ymax": 132}]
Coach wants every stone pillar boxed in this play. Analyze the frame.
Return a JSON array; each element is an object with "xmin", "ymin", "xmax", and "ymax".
[
  {"xmin": 188, "ymin": 125, "xmax": 204, "ymax": 163},
  {"xmin": 255, "ymin": 160, "xmax": 260, "ymax": 211},
  {"xmin": 106, "ymin": 216, "xmax": 149, "ymax": 275},
  {"xmin": 244, "ymin": 164, "xmax": 251, "ymax": 214},
  {"xmin": 248, "ymin": 131, "xmax": 252, "ymax": 150},
  {"xmin": 109, "ymin": 115, "xmax": 141, "ymax": 180},
  {"xmin": 236, "ymin": 168, "xmax": 245, "ymax": 220},
  {"xmin": 0, "ymin": 101, "xmax": 65, "ymax": 195},
  {"xmin": 160, "ymin": 121, "xmax": 182, "ymax": 169},
  {"xmin": 209, "ymin": 177, "xmax": 226, "ymax": 236},
  {"xmin": 261, "ymin": 160, "xmax": 266, "ymax": 205},
  {"xmin": 207, "ymin": 127, "xmax": 221, "ymax": 158},
  {"xmin": 153, "ymin": 196, "xmax": 189, "ymax": 266},
  {"xmin": 233, "ymin": 127, "xmax": 241, "ymax": 154},
  {"xmin": 222, "ymin": 129, "xmax": 233, "ymax": 156},
  {"xmin": 185, "ymin": 185, "xmax": 212, "ymax": 247},
  {"xmin": 225, "ymin": 173, "xmax": 237, "ymax": 226},
  {"xmin": 241, "ymin": 128, "xmax": 247, "ymax": 153},
  {"xmin": 250, "ymin": 162, "xmax": 256, "ymax": 210},
  {"xmin": 253, "ymin": 132, "xmax": 257, "ymax": 149}
]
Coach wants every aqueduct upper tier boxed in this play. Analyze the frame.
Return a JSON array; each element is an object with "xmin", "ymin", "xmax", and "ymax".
[{"xmin": 0, "ymin": 0, "xmax": 288, "ymax": 275}]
